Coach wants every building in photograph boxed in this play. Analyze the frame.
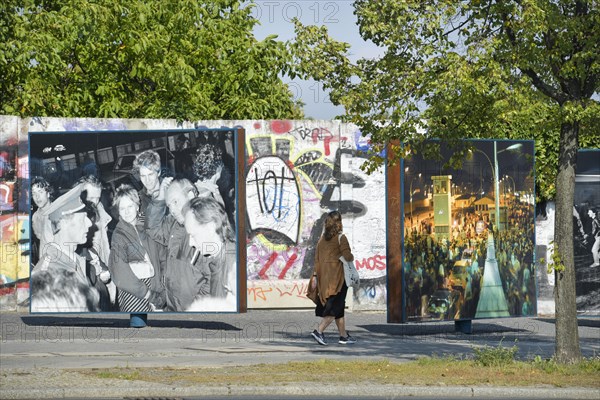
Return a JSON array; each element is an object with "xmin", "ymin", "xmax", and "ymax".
[{"xmin": 432, "ymin": 175, "xmax": 452, "ymax": 240}]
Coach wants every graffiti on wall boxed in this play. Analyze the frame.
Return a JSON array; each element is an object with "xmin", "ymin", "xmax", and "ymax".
[
  {"xmin": 246, "ymin": 155, "xmax": 301, "ymax": 245},
  {"xmin": 0, "ymin": 122, "xmax": 30, "ymax": 296},
  {"xmin": 247, "ymin": 280, "xmax": 311, "ymax": 304},
  {"xmin": 245, "ymin": 121, "xmax": 387, "ymax": 309},
  {"xmin": 1, "ymin": 215, "xmax": 30, "ymax": 286}
]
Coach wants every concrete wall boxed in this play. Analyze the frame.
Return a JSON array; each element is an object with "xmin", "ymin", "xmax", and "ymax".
[
  {"xmin": 0, "ymin": 116, "xmax": 387, "ymax": 311},
  {"xmin": 535, "ymin": 202, "xmax": 556, "ymax": 315},
  {"xmin": 0, "ymin": 117, "xmax": 30, "ymax": 309}
]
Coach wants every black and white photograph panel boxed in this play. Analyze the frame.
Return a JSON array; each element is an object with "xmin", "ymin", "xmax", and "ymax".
[
  {"xmin": 573, "ymin": 149, "xmax": 600, "ymax": 314},
  {"xmin": 29, "ymin": 129, "xmax": 238, "ymax": 313}
]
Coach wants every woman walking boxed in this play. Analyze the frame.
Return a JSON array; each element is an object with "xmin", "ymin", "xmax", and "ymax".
[{"xmin": 311, "ymin": 211, "xmax": 356, "ymax": 345}]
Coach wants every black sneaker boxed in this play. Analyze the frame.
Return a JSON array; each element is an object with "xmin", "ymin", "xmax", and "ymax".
[
  {"xmin": 339, "ymin": 332, "xmax": 357, "ymax": 344},
  {"xmin": 311, "ymin": 329, "xmax": 327, "ymax": 346}
]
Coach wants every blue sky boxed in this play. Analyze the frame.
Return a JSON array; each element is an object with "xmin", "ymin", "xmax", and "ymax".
[{"xmin": 249, "ymin": 0, "xmax": 382, "ymax": 119}]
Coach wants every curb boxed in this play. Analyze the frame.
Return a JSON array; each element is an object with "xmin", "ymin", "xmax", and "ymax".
[{"xmin": 2, "ymin": 384, "xmax": 599, "ymax": 399}]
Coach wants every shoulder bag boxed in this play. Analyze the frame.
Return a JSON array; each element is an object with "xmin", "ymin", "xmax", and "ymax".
[
  {"xmin": 338, "ymin": 234, "xmax": 360, "ymax": 288},
  {"xmin": 306, "ymin": 273, "xmax": 319, "ymax": 305}
]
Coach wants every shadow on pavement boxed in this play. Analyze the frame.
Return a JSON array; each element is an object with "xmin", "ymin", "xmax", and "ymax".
[
  {"xmin": 257, "ymin": 328, "xmax": 480, "ymax": 359},
  {"xmin": 355, "ymin": 322, "xmax": 530, "ymax": 337},
  {"xmin": 20, "ymin": 316, "xmax": 241, "ymax": 331},
  {"xmin": 535, "ymin": 317, "xmax": 600, "ymax": 328}
]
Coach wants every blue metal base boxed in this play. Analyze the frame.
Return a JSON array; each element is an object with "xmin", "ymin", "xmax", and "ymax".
[
  {"xmin": 130, "ymin": 313, "xmax": 148, "ymax": 328},
  {"xmin": 455, "ymin": 319, "xmax": 472, "ymax": 334}
]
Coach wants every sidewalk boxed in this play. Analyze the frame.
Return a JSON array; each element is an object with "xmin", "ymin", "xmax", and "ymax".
[{"xmin": 1, "ymin": 310, "xmax": 599, "ymax": 399}]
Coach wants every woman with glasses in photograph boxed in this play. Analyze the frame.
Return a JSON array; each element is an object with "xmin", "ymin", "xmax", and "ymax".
[{"xmin": 108, "ymin": 184, "xmax": 164, "ymax": 312}]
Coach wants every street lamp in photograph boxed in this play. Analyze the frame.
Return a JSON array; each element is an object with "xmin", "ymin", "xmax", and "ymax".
[
  {"xmin": 504, "ymin": 174, "xmax": 516, "ymax": 198},
  {"xmin": 469, "ymin": 148, "xmax": 496, "ymax": 227},
  {"xmin": 501, "ymin": 175, "xmax": 516, "ymax": 230},
  {"xmin": 410, "ymin": 172, "xmax": 422, "ymax": 230},
  {"xmin": 494, "ymin": 143, "xmax": 522, "ymax": 230},
  {"xmin": 470, "ymin": 142, "xmax": 522, "ymax": 232}
]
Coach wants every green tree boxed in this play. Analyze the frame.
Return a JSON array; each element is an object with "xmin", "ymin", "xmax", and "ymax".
[
  {"xmin": 292, "ymin": 0, "xmax": 599, "ymax": 363},
  {"xmin": 0, "ymin": 0, "xmax": 303, "ymax": 120}
]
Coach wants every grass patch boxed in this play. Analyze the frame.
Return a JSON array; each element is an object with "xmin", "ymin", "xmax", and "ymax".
[
  {"xmin": 473, "ymin": 342, "xmax": 518, "ymax": 367},
  {"xmin": 80, "ymin": 356, "xmax": 600, "ymax": 388},
  {"xmin": 95, "ymin": 370, "xmax": 141, "ymax": 381}
]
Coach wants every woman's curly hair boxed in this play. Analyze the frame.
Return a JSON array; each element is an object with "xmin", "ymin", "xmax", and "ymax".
[
  {"xmin": 193, "ymin": 143, "xmax": 223, "ymax": 181},
  {"xmin": 323, "ymin": 210, "xmax": 343, "ymax": 241}
]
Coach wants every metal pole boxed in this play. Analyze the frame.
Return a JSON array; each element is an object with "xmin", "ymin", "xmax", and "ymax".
[
  {"xmin": 410, "ymin": 179, "xmax": 413, "ymax": 231},
  {"xmin": 506, "ymin": 175, "xmax": 516, "ymax": 196},
  {"xmin": 494, "ymin": 141, "xmax": 500, "ymax": 232}
]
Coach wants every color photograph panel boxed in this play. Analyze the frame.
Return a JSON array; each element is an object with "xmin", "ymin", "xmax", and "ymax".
[
  {"xmin": 403, "ymin": 140, "xmax": 535, "ymax": 321},
  {"xmin": 29, "ymin": 129, "xmax": 238, "ymax": 313}
]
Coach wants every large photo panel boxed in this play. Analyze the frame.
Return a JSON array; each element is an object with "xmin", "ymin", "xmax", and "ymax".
[
  {"xmin": 29, "ymin": 129, "xmax": 239, "ymax": 313},
  {"xmin": 403, "ymin": 140, "xmax": 535, "ymax": 322},
  {"xmin": 573, "ymin": 149, "xmax": 600, "ymax": 315}
]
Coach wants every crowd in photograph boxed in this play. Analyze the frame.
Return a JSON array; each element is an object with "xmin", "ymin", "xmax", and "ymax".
[
  {"xmin": 404, "ymin": 200, "xmax": 535, "ymax": 320},
  {"xmin": 29, "ymin": 142, "xmax": 237, "ymax": 313}
]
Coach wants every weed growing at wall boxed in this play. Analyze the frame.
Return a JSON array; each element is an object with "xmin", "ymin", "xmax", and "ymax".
[{"xmin": 473, "ymin": 341, "xmax": 519, "ymax": 367}]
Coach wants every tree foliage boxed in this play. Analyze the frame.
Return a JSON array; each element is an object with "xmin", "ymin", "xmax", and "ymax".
[
  {"xmin": 292, "ymin": 0, "xmax": 599, "ymax": 363},
  {"xmin": 1, "ymin": 0, "xmax": 303, "ymax": 120},
  {"xmin": 291, "ymin": 0, "xmax": 599, "ymax": 200}
]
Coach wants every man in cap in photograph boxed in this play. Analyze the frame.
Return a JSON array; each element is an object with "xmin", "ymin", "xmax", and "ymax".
[
  {"xmin": 75, "ymin": 175, "xmax": 116, "ymax": 310},
  {"xmin": 31, "ymin": 185, "xmax": 100, "ymax": 312}
]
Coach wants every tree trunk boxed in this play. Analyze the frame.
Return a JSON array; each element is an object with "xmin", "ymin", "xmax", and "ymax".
[{"xmin": 553, "ymin": 121, "xmax": 582, "ymax": 363}]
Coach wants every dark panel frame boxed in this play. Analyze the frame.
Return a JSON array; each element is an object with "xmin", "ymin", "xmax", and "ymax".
[{"xmin": 386, "ymin": 142, "xmax": 404, "ymax": 323}]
